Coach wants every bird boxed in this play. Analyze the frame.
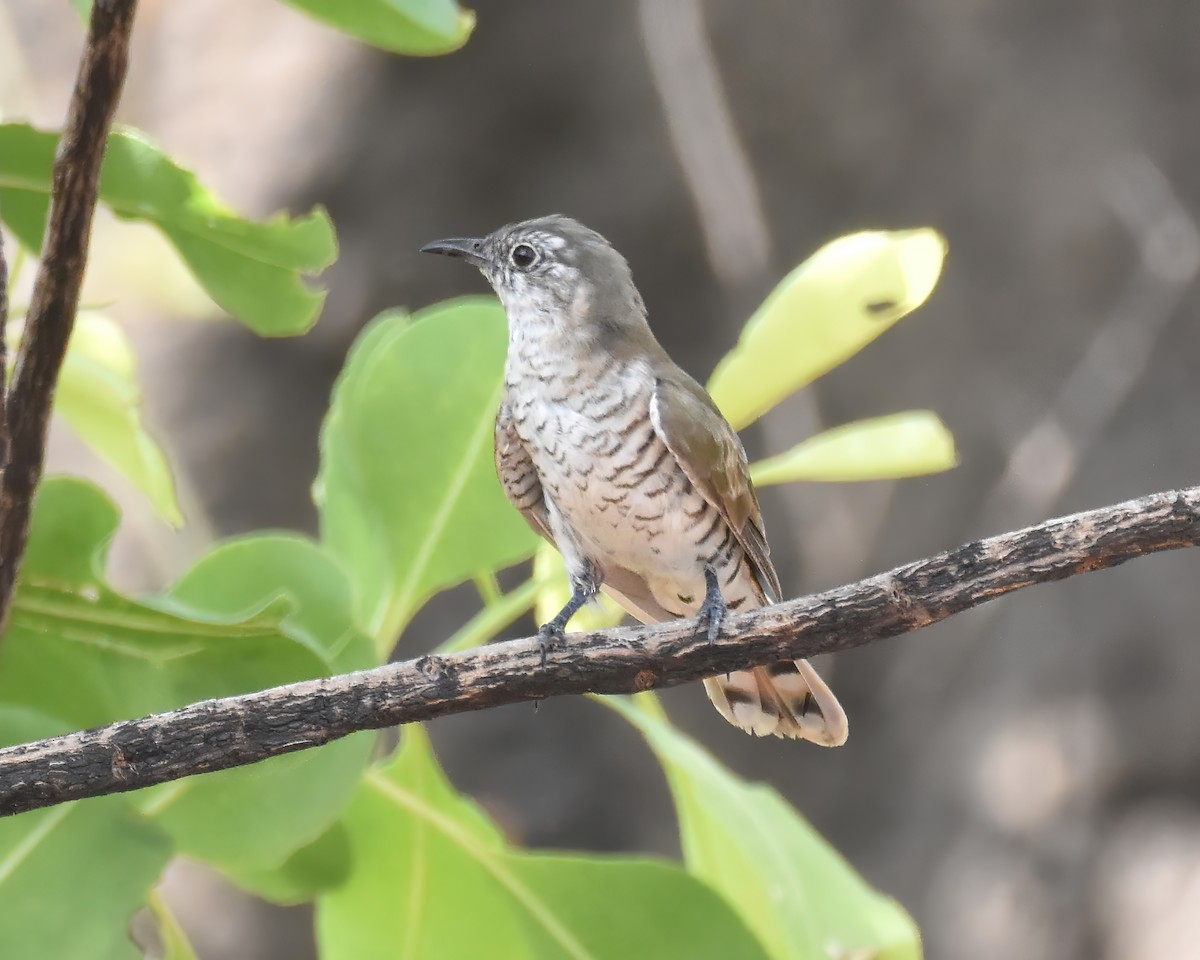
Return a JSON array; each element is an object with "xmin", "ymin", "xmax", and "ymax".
[{"xmin": 421, "ymin": 215, "xmax": 848, "ymax": 746}]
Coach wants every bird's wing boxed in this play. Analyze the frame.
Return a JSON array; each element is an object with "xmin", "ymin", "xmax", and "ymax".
[
  {"xmin": 494, "ymin": 403, "xmax": 553, "ymax": 543},
  {"xmin": 650, "ymin": 372, "xmax": 782, "ymax": 603}
]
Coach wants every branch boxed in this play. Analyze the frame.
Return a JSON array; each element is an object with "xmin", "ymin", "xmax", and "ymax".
[
  {"xmin": 0, "ymin": 0, "xmax": 138, "ymax": 639},
  {"xmin": 637, "ymin": 0, "xmax": 771, "ymax": 289},
  {"xmin": 1, "ymin": 486, "xmax": 1196, "ymax": 816}
]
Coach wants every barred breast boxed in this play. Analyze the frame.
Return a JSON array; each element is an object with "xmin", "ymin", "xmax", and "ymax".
[{"xmin": 506, "ymin": 346, "xmax": 760, "ymax": 618}]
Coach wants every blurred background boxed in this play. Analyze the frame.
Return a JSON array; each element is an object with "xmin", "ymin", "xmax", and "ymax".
[{"xmin": 5, "ymin": 0, "xmax": 1200, "ymax": 957}]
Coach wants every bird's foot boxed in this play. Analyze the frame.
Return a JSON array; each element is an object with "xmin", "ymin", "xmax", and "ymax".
[
  {"xmin": 536, "ymin": 573, "xmax": 599, "ymax": 666},
  {"xmin": 536, "ymin": 620, "xmax": 567, "ymax": 667},
  {"xmin": 694, "ymin": 565, "xmax": 727, "ymax": 643}
]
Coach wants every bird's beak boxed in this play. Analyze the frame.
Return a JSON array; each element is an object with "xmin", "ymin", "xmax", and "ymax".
[{"xmin": 420, "ymin": 237, "xmax": 488, "ymax": 267}]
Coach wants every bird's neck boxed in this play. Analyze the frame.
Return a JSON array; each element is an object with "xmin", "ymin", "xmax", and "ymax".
[
  {"xmin": 505, "ymin": 312, "xmax": 608, "ymax": 391},
  {"xmin": 501, "ymin": 281, "xmax": 667, "ymax": 394}
]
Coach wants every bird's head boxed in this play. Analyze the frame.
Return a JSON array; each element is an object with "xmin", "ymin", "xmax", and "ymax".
[{"xmin": 421, "ymin": 215, "xmax": 650, "ymax": 348}]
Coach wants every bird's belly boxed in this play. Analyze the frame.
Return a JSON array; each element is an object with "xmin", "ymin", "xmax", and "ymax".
[
  {"xmin": 526, "ymin": 401, "xmax": 690, "ymax": 565},
  {"xmin": 579, "ymin": 479, "xmax": 762, "ymax": 620},
  {"xmin": 540, "ymin": 433, "xmax": 746, "ymax": 613},
  {"xmin": 516, "ymin": 383, "xmax": 759, "ymax": 614},
  {"xmin": 573, "ymin": 473, "xmax": 695, "ymax": 572}
]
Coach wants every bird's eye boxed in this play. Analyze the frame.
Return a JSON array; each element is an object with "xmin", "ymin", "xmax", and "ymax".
[{"xmin": 510, "ymin": 243, "xmax": 539, "ymax": 270}]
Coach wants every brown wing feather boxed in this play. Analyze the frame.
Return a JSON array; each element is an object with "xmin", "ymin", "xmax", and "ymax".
[
  {"xmin": 651, "ymin": 371, "xmax": 848, "ymax": 745},
  {"xmin": 494, "ymin": 404, "xmax": 553, "ymax": 543},
  {"xmin": 650, "ymin": 371, "xmax": 781, "ymax": 602}
]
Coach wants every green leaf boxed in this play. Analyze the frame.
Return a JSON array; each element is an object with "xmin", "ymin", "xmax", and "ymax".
[
  {"xmin": 2, "ymin": 479, "xmax": 314, "ymax": 730},
  {"xmin": 6, "ymin": 312, "xmax": 180, "ymax": 523},
  {"xmin": 0, "ymin": 123, "xmax": 337, "ymax": 335},
  {"xmin": 230, "ymin": 822, "xmax": 354, "ymax": 904},
  {"xmin": 0, "ymin": 706, "xmax": 173, "ymax": 960},
  {"xmin": 506, "ymin": 856, "xmax": 771, "ymax": 960},
  {"xmin": 316, "ymin": 727, "xmax": 770, "ymax": 960},
  {"xmin": 141, "ymin": 535, "xmax": 377, "ymax": 871},
  {"xmin": 751, "ymin": 411, "xmax": 958, "ymax": 486},
  {"xmin": 317, "ymin": 732, "xmax": 529, "ymax": 959},
  {"xmin": 281, "ymin": 0, "xmax": 475, "ymax": 55},
  {"xmin": 20, "ymin": 474, "xmax": 118, "ymax": 587},
  {"xmin": 708, "ymin": 229, "xmax": 947, "ymax": 429},
  {"xmin": 0, "ymin": 188, "xmax": 49, "ymax": 255},
  {"xmin": 316, "ymin": 300, "xmax": 539, "ymax": 647},
  {"xmin": 165, "ymin": 533, "xmax": 375, "ymax": 674},
  {"xmin": 5, "ymin": 481, "xmax": 314, "ymax": 721},
  {"xmin": 0, "ymin": 480, "xmax": 370, "ymax": 873},
  {"xmin": 54, "ymin": 312, "xmax": 182, "ymax": 525},
  {"xmin": 607, "ymin": 696, "xmax": 922, "ymax": 960}
]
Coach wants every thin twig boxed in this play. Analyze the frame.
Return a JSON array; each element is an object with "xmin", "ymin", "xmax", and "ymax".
[
  {"xmin": 637, "ymin": 0, "xmax": 771, "ymax": 289},
  {"xmin": 0, "ymin": 484, "xmax": 1197, "ymax": 818},
  {"xmin": 895, "ymin": 154, "xmax": 1200, "ymax": 717},
  {"xmin": 0, "ymin": 0, "xmax": 138, "ymax": 639},
  {"xmin": 983, "ymin": 153, "xmax": 1199, "ymax": 527}
]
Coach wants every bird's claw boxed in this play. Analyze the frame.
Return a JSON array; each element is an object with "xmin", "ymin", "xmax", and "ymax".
[
  {"xmin": 694, "ymin": 564, "xmax": 727, "ymax": 643},
  {"xmin": 694, "ymin": 603, "xmax": 725, "ymax": 643},
  {"xmin": 536, "ymin": 573, "xmax": 598, "ymax": 666},
  {"xmin": 537, "ymin": 621, "xmax": 566, "ymax": 666}
]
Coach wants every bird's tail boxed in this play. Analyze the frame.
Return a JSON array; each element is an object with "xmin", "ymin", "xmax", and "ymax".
[{"xmin": 703, "ymin": 659, "xmax": 848, "ymax": 746}]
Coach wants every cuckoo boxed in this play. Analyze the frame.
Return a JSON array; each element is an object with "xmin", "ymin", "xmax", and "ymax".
[{"xmin": 422, "ymin": 215, "xmax": 848, "ymax": 746}]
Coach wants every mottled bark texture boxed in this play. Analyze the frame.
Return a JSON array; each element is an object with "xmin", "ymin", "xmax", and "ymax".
[
  {"xmin": 0, "ymin": 484, "xmax": 1196, "ymax": 817},
  {"xmin": 0, "ymin": 0, "xmax": 138, "ymax": 639}
]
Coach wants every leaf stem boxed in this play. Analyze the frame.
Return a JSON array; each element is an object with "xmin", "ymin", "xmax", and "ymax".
[
  {"xmin": 473, "ymin": 571, "xmax": 503, "ymax": 606},
  {"xmin": 146, "ymin": 888, "xmax": 199, "ymax": 959},
  {"xmin": 6, "ymin": 244, "xmax": 25, "ymax": 291},
  {"xmin": 437, "ymin": 575, "xmax": 542, "ymax": 655}
]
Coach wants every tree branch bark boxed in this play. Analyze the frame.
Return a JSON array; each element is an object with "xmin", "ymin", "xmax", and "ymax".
[
  {"xmin": 0, "ymin": 0, "xmax": 138, "ymax": 640},
  {"xmin": 0, "ymin": 485, "xmax": 1196, "ymax": 818}
]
